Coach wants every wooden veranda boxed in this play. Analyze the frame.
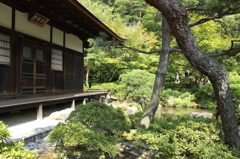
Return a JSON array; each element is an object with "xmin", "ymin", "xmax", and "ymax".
[{"xmin": 0, "ymin": 91, "xmax": 108, "ymax": 120}]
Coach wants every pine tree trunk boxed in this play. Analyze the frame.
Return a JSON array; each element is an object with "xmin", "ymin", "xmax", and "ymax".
[
  {"xmin": 145, "ymin": 0, "xmax": 240, "ymax": 150},
  {"xmin": 140, "ymin": 17, "xmax": 171, "ymax": 129}
]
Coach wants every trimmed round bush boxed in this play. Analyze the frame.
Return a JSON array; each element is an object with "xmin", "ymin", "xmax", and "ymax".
[
  {"xmin": 49, "ymin": 101, "xmax": 131, "ymax": 158},
  {"xmin": 66, "ymin": 101, "xmax": 131, "ymax": 136}
]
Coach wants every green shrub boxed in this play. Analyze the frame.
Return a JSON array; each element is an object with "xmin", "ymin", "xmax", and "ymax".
[
  {"xmin": 158, "ymin": 89, "xmax": 180, "ymax": 106},
  {"xmin": 229, "ymin": 73, "xmax": 240, "ymax": 104},
  {"xmin": 229, "ymin": 73, "xmax": 240, "ymax": 119},
  {"xmin": 0, "ymin": 121, "xmax": 38, "ymax": 159},
  {"xmin": 164, "ymin": 82, "xmax": 179, "ymax": 90},
  {"xmin": 66, "ymin": 101, "xmax": 131, "ymax": 136},
  {"xmin": 132, "ymin": 118, "xmax": 238, "ymax": 158},
  {"xmin": 173, "ymin": 98, "xmax": 192, "ymax": 108},
  {"xmin": 93, "ymin": 82, "xmax": 125, "ymax": 94},
  {"xmin": 119, "ymin": 69, "xmax": 155, "ymax": 104},
  {"xmin": 49, "ymin": 101, "xmax": 131, "ymax": 158},
  {"xmin": 119, "ymin": 105, "xmax": 129, "ymax": 112},
  {"xmin": 86, "ymin": 82, "xmax": 129, "ymax": 101},
  {"xmin": 159, "ymin": 89, "xmax": 195, "ymax": 108},
  {"xmin": 128, "ymin": 111, "xmax": 143, "ymax": 129},
  {"xmin": 48, "ymin": 122, "xmax": 119, "ymax": 158}
]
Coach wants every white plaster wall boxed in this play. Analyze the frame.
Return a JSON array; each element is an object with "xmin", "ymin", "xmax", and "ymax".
[
  {"xmin": 65, "ymin": 33, "xmax": 83, "ymax": 52},
  {"xmin": 52, "ymin": 27, "xmax": 64, "ymax": 46},
  {"xmin": 15, "ymin": 11, "xmax": 50, "ymax": 42},
  {"xmin": 0, "ymin": 3, "xmax": 12, "ymax": 29}
]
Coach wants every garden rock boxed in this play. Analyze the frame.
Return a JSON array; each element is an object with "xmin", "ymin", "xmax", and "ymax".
[
  {"xmin": 189, "ymin": 112, "xmax": 213, "ymax": 119},
  {"xmin": 120, "ymin": 103, "xmax": 130, "ymax": 107},
  {"xmin": 125, "ymin": 106, "xmax": 138, "ymax": 115},
  {"xmin": 48, "ymin": 108, "xmax": 73, "ymax": 120},
  {"xmin": 158, "ymin": 104, "xmax": 163, "ymax": 109}
]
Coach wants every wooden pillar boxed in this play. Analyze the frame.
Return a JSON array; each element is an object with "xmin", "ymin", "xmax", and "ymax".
[
  {"xmin": 83, "ymin": 98, "xmax": 87, "ymax": 105},
  {"xmin": 37, "ymin": 104, "xmax": 43, "ymax": 120},
  {"xmin": 105, "ymin": 93, "xmax": 108, "ymax": 104},
  {"xmin": 71, "ymin": 99, "xmax": 75, "ymax": 109},
  {"xmin": 98, "ymin": 95, "xmax": 102, "ymax": 102}
]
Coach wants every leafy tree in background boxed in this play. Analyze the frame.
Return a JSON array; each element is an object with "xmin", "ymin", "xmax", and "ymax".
[
  {"xmin": 124, "ymin": 0, "xmax": 148, "ymax": 24},
  {"xmin": 103, "ymin": 0, "xmax": 148, "ymax": 24},
  {"xmin": 141, "ymin": 6, "xmax": 163, "ymax": 36},
  {"xmin": 80, "ymin": 0, "xmax": 148, "ymax": 25},
  {"xmin": 79, "ymin": 0, "xmax": 160, "ymax": 86}
]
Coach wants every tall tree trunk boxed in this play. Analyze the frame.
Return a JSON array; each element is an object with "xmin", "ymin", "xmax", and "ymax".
[
  {"xmin": 145, "ymin": 0, "xmax": 240, "ymax": 150},
  {"xmin": 109, "ymin": 66, "xmax": 117, "ymax": 82},
  {"xmin": 86, "ymin": 59, "xmax": 90, "ymax": 88},
  {"xmin": 140, "ymin": 17, "xmax": 171, "ymax": 129}
]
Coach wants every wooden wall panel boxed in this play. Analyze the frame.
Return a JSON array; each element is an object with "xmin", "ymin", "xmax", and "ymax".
[
  {"xmin": 64, "ymin": 52, "xmax": 74, "ymax": 90},
  {"xmin": 74, "ymin": 54, "xmax": 83, "ymax": 90},
  {"xmin": 0, "ymin": 3, "xmax": 12, "ymax": 29},
  {"xmin": 15, "ymin": 11, "xmax": 50, "ymax": 42},
  {"xmin": 0, "ymin": 66, "xmax": 11, "ymax": 95},
  {"xmin": 52, "ymin": 71, "xmax": 63, "ymax": 91}
]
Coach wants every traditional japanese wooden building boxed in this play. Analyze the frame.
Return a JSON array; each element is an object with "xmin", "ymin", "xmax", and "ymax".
[{"xmin": 0, "ymin": 0, "xmax": 126, "ymax": 118}]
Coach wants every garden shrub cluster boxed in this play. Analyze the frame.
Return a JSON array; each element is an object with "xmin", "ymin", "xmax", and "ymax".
[
  {"xmin": 0, "ymin": 121, "xmax": 38, "ymax": 159},
  {"xmin": 48, "ymin": 102, "xmax": 239, "ymax": 158},
  {"xmin": 48, "ymin": 101, "xmax": 131, "ymax": 158},
  {"xmin": 158, "ymin": 89, "xmax": 196, "ymax": 108},
  {"xmin": 128, "ymin": 116, "xmax": 238, "ymax": 158}
]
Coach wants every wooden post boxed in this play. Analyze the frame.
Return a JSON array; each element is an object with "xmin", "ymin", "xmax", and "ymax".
[
  {"xmin": 71, "ymin": 99, "xmax": 75, "ymax": 109},
  {"xmin": 37, "ymin": 104, "xmax": 43, "ymax": 120},
  {"xmin": 105, "ymin": 93, "xmax": 108, "ymax": 104},
  {"xmin": 83, "ymin": 98, "xmax": 87, "ymax": 105},
  {"xmin": 98, "ymin": 95, "xmax": 102, "ymax": 102}
]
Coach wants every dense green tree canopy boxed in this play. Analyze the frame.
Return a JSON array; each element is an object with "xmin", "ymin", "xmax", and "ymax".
[{"xmin": 79, "ymin": 0, "xmax": 239, "ymax": 83}]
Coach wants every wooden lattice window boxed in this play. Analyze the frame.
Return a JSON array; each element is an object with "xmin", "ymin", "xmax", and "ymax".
[
  {"xmin": 36, "ymin": 48, "xmax": 45, "ymax": 61},
  {"xmin": 23, "ymin": 45, "xmax": 33, "ymax": 59},
  {"xmin": 0, "ymin": 32, "xmax": 10, "ymax": 65},
  {"xmin": 51, "ymin": 48, "xmax": 63, "ymax": 71}
]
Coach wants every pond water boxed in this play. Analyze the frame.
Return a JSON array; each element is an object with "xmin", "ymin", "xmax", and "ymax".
[{"xmin": 155, "ymin": 106, "xmax": 214, "ymax": 119}]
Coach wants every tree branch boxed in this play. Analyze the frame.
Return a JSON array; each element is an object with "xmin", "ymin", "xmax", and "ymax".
[
  {"xmin": 189, "ymin": 15, "xmax": 221, "ymax": 27},
  {"xmin": 208, "ymin": 40, "xmax": 240, "ymax": 57},
  {"xmin": 170, "ymin": 48, "xmax": 182, "ymax": 53},
  {"xmin": 188, "ymin": 4, "xmax": 240, "ymax": 27},
  {"xmin": 116, "ymin": 40, "xmax": 239, "ymax": 57},
  {"xmin": 186, "ymin": 3, "xmax": 204, "ymax": 11},
  {"xmin": 115, "ymin": 45, "xmax": 162, "ymax": 54},
  {"xmin": 116, "ymin": 45, "xmax": 182, "ymax": 54}
]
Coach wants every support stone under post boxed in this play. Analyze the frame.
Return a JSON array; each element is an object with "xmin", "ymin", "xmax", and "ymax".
[
  {"xmin": 71, "ymin": 99, "xmax": 75, "ymax": 109},
  {"xmin": 37, "ymin": 104, "xmax": 43, "ymax": 120}
]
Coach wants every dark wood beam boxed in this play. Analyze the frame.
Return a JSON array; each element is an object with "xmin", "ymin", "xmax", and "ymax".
[{"xmin": 0, "ymin": 0, "xmax": 26, "ymax": 12}]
